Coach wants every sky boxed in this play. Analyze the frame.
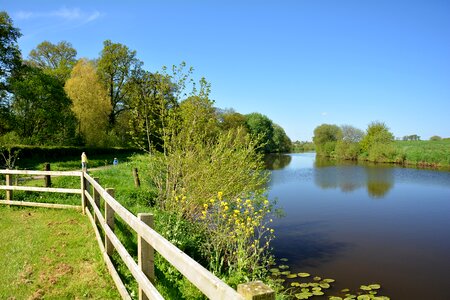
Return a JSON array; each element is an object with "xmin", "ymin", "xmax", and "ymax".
[{"xmin": 2, "ymin": 0, "xmax": 450, "ymax": 141}]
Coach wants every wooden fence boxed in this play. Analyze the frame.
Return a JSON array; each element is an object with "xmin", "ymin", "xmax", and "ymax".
[{"xmin": 0, "ymin": 169, "xmax": 274, "ymax": 300}]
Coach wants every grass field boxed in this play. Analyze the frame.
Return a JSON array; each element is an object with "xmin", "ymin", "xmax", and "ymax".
[
  {"xmin": 394, "ymin": 140, "xmax": 450, "ymax": 167},
  {"xmin": 0, "ymin": 206, "xmax": 120, "ymax": 299}
]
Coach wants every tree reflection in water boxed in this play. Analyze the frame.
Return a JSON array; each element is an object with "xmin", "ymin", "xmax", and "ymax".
[{"xmin": 314, "ymin": 157, "xmax": 394, "ymax": 198}]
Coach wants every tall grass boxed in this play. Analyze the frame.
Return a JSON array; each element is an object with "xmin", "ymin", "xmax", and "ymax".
[{"xmin": 394, "ymin": 140, "xmax": 450, "ymax": 167}]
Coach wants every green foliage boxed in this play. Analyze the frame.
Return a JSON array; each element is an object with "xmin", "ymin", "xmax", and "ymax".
[
  {"xmin": 0, "ymin": 11, "xmax": 22, "ymax": 93},
  {"xmin": 313, "ymin": 124, "xmax": 342, "ymax": 156},
  {"xmin": 292, "ymin": 141, "xmax": 315, "ymax": 152},
  {"xmin": 27, "ymin": 40, "xmax": 77, "ymax": 82},
  {"xmin": 9, "ymin": 66, "xmax": 77, "ymax": 145},
  {"xmin": 65, "ymin": 59, "xmax": 112, "ymax": 147},
  {"xmin": 246, "ymin": 112, "xmax": 275, "ymax": 152},
  {"xmin": 272, "ymin": 124, "xmax": 292, "ymax": 153},
  {"xmin": 359, "ymin": 121, "xmax": 394, "ymax": 153},
  {"xmin": 218, "ymin": 109, "xmax": 247, "ymax": 131},
  {"xmin": 334, "ymin": 140, "xmax": 360, "ymax": 160},
  {"xmin": 97, "ymin": 40, "xmax": 142, "ymax": 127},
  {"xmin": 127, "ymin": 70, "xmax": 177, "ymax": 152},
  {"xmin": 429, "ymin": 135, "xmax": 441, "ymax": 141}
]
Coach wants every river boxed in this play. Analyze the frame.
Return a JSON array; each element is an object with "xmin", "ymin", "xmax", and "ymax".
[{"xmin": 267, "ymin": 153, "xmax": 450, "ymax": 299}]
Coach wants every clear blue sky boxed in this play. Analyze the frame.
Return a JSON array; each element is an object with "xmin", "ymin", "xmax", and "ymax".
[{"xmin": 3, "ymin": 0, "xmax": 450, "ymax": 141}]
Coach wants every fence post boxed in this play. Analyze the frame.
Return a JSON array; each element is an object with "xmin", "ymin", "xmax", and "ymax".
[
  {"xmin": 105, "ymin": 188, "xmax": 115, "ymax": 256},
  {"xmin": 80, "ymin": 172, "xmax": 86, "ymax": 214},
  {"xmin": 133, "ymin": 168, "xmax": 141, "ymax": 188},
  {"xmin": 44, "ymin": 163, "xmax": 51, "ymax": 187},
  {"xmin": 6, "ymin": 173, "xmax": 12, "ymax": 201},
  {"xmin": 237, "ymin": 281, "xmax": 275, "ymax": 300},
  {"xmin": 93, "ymin": 177, "xmax": 100, "ymax": 224},
  {"xmin": 138, "ymin": 213, "xmax": 155, "ymax": 300}
]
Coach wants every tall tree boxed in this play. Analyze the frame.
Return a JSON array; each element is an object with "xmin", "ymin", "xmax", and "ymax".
[
  {"xmin": 0, "ymin": 11, "xmax": 22, "ymax": 134},
  {"xmin": 127, "ymin": 69, "xmax": 176, "ymax": 152},
  {"xmin": 97, "ymin": 40, "xmax": 142, "ymax": 127},
  {"xmin": 10, "ymin": 66, "xmax": 76, "ymax": 145},
  {"xmin": 65, "ymin": 59, "xmax": 112, "ymax": 146},
  {"xmin": 27, "ymin": 40, "xmax": 77, "ymax": 82},
  {"xmin": 0, "ymin": 12, "xmax": 21, "ymax": 92}
]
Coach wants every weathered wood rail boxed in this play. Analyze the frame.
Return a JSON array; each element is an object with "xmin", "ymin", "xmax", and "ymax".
[{"xmin": 0, "ymin": 169, "xmax": 274, "ymax": 300}]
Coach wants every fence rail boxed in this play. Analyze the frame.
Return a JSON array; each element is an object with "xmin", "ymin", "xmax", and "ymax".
[{"xmin": 0, "ymin": 168, "xmax": 274, "ymax": 300}]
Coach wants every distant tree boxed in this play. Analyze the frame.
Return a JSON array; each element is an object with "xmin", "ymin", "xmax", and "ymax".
[
  {"xmin": 360, "ymin": 121, "xmax": 394, "ymax": 153},
  {"xmin": 27, "ymin": 40, "xmax": 77, "ymax": 82},
  {"xmin": 429, "ymin": 135, "xmax": 442, "ymax": 141},
  {"xmin": 218, "ymin": 108, "xmax": 247, "ymax": 132},
  {"xmin": 97, "ymin": 40, "xmax": 142, "ymax": 127},
  {"xmin": 292, "ymin": 141, "xmax": 315, "ymax": 152},
  {"xmin": 313, "ymin": 124, "xmax": 342, "ymax": 156},
  {"xmin": 245, "ymin": 112, "xmax": 275, "ymax": 153},
  {"xmin": 10, "ymin": 66, "xmax": 76, "ymax": 145},
  {"xmin": 65, "ymin": 59, "xmax": 112, "ymax": 146},
  {"xmin": 334, "ymin": 125, "xmax": 364, "ymax": 160}
]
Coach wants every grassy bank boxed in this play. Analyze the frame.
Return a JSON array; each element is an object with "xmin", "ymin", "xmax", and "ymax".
[
  {"xmin": 393, "ymin": 140, "xmax": 450, "ymax": 167},
  {"xmin": 0, "ymin": 206, "xmax": 120, "ymax": 299}
]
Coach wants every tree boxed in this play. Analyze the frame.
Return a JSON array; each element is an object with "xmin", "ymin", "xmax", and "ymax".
[
  {"xmin": 9, "ymin": 66, "xmax": 76, "ymax": 145},
  {"xmin": 341, "ymin": 125, "xmax": 364, "ymax": 143},
  {"xmin": 218, "ymin": 108, "xmax": 247, "ymax": 131},
  {"xmin": 430, "ymin": 135, "xmax": 441, "ymax": 141},
  {"xmin": 27, "ymin": 40, "xmax": 77, "ymax": 82},
  {"xmin": 313, "ymin": 124, "xmax": 342, "ymax": 156},
  {"xmin": 127, "ymin": 69, "xmax": 177, "ymax": 152},
  {"xmin": 245, "ymin": 112, "xmax": 275, "ymax": 153},
  {"xmin": 97, "ymin": 40, "xmax": 142, "ymax": 127},
  {"xmin": 360, "ymin": 121, "xmax": 394, "ymax": 152},
  {"xmin": 1, "ymin": 11, "xmax": 22, "ymax": 134},
  {"xmin": 0, "ymin": 12, "xmax": 21, "ymax": 94},
  {"xmin": 65, "ymin": 59, "xmax": 112, "ymax": 146},
  {"xmin": 272, "ymin": 124, "xmax": 292, "ymax": 153}
]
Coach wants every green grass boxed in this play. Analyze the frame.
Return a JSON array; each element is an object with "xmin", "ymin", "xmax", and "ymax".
[
  {"xmin": 394, "ymin": 140, "xmax": 450, "ymax": 167},
  {"xmin": 0, "ymin": 206, "xmax": 120, "ymax": 299}
]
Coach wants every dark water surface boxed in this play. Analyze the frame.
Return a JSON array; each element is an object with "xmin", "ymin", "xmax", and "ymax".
[{"xmin": 267, "ymin": 153, "xmax": 450, "ymax": 299}]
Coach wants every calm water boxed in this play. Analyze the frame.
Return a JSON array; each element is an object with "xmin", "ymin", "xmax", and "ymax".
[{"xmin": 267, "ymin": 153, "xmax": 450, "ymax": 299}]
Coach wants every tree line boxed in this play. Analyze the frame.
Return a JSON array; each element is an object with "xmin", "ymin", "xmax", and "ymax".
[{"xmin": 0, "ymin": 11, "xmax": 291, "ymax": 153}]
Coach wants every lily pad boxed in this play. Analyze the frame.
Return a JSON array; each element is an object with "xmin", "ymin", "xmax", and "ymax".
[
  {"xmin": 319, "ymin": 283, "xmax": 331, "ymax": 289},
  {"xmin": 280, "ymin": 258, "xmax": 289, "ymax": 262},
  {"xmin": 360, "ymin": 285, "xmax": 372, "ymax": 291},
  {"xmin": 286, "ymin": 274, "xmax": 298, "ymax": 279},
  {"xmin": 368, "ymin": 284, "xmax": 381, "ymax": 290},
  {"xmin": 269, "ymin": 268, "xmax": 279, "ymax": 273},
  {"xmin": 291, "ymin": 282, "xmax": 301, "ymax": 287},
  {"xmin": 313, "ymin": 276, "xmax": 322, "ymax": 281},
  {"xmin": 279, "ymin": 265, "xmax": 289, "ymax": 269},
  {"xmin": 341, "ymin": 288, "xmax": 350, "ymax": 293},
  {"xmin": 313, "ymin": 290, "xmax": 324, "ymax": 296},
  {"xmin": 298, "ymin": 272, "xmax": 311, "ymax": 277},
  {"xmin": 329, "ymin": 297, "xmax": 343, "ymax": 300},
  {"xmin": 322, "ymin": 278, "xmax": 336, "ymax": 283},
  {"xmin": 357, "ymin": 295, "xmax": 371, "ymax": 300}
]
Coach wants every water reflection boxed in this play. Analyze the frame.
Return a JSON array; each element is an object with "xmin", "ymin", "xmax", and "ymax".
[
  {"xmin": 314, "ymin": 157, "xmax": 394, "ymax": 198},
  {"xmin": 264, "ymin": 154, "xmax": 292, "ymax": 170}
]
